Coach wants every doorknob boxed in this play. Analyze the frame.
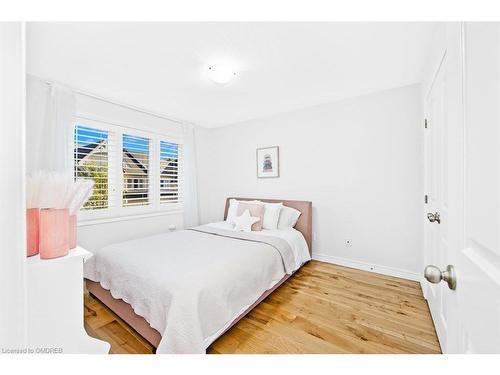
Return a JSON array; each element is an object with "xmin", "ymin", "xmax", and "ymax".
[
  {"xmin": 424, "ymin": 265, "xmax": 456, "ymax": 290},
  {"xmin": 427, "ymin": 212, "xmax": 441, "ymax": 224}
]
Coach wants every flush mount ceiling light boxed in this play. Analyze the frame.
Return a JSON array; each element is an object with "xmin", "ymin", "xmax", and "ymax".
[{"xmin": 207, "ymin": 65, "xmax": 237, "ymax": 84}]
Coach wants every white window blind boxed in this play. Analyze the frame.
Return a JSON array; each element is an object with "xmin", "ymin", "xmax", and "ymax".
[
  {"xmin": 74, "ymin": 125, "xmax": 112, "ymax": 210},
  {"xmin": 74, "ymin": 118, "xmax": 182, "ymax": 220},
  {"xmin": 160, "ymin": 140, "xmax": 181, "ymax": 203},
  {"xmin": 122, "ymin": 134, "xmax": 151, "ymax": 207}
]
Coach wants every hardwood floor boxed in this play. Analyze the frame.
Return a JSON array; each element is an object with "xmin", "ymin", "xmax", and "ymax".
[{"xmin": 84, "ymin": 261, "xmax": 441, "ymax": 354}]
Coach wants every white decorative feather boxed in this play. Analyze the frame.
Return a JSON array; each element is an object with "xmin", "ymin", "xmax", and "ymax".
[
  {"xmin": 37, "ymin": 171, "xmax": 55, "ymax": 208},
  {"xmin": 26, "ymin": 170, "xmax": 95, "ymax": 213},
  {"xmin": 26, "ymin": 171, "xmax": 43, "ymax": 208},
  {"xmin": 68, "ymin": 179, "xmax": 95, "ymax": 215}
]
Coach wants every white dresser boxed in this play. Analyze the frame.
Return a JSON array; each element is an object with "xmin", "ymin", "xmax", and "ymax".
[{"xmin": 26, "ymin": 247, "xmax": 110, "ymax": 354}]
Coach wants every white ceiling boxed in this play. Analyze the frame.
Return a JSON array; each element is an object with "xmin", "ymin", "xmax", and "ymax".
[{"xmin": 27, "ymin": 22, "xmax": 437, "ymax": 128}]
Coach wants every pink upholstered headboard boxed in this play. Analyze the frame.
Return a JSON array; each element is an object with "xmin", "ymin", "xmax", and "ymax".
[{"xmin": 223, "ymin": 198, "xmax": 313, "ymax": 254}]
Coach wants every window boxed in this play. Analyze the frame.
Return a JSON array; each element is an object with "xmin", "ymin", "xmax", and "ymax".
[
  {"xmin": 74, "ymin": 125, "xmax": 110, "ymax": 210},
  {"xmin": 160, "ymin": 140, "xmax": 180, "ymax": 203},
  {"xmin": 73, "ymin": 118, "xmax": 182, "ymax": 220},
  {"xmin": 122, "ymin": 134, "xmax": 150, "ymax": 207}
]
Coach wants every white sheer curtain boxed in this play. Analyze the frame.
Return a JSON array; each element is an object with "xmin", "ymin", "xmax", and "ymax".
[
  {"xmin": 182, "ymin": 123, "xmax": 200, "ymax": 228},
  {"xmin": 26, "ymin": 78, "xmax": 76, "ymax": 178}
]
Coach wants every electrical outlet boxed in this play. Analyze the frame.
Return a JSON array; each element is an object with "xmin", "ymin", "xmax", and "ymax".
[
  {"xmin": 345, "ymin": 239, "xmax": 352, "ymax": 247},
  {"xmin": 168, "ymin": 224, "xmax": 177, "ymax": 231}
]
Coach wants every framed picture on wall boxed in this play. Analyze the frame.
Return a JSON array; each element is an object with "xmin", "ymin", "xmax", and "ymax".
[{"xmin": 256, "ymin": 146, "xmax": 279, "ymax": 178}]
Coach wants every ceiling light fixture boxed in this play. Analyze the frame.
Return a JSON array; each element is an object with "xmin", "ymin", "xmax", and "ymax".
[{"xmin": 207, "ymin": 65, "xmax": 237, "ymax": 84}]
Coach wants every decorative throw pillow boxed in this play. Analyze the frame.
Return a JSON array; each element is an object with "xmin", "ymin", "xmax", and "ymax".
[
  {"xmin": 277, "ymin": 206, "xmax": 302, "ymax": 229},
  {"xmin": 237, "ymin": 202, "xmax": 265, "ymax": 231},
  {"xmin": 226, "ymin": 199, "xmax": 261, "ymax": 223},
  {"xmin": 233, "ymin": 209, "xmax": 261, "ymax": 233},
  {"xmin": 261, "ymin": 202, "xmax": 283, "ymax": 230}
]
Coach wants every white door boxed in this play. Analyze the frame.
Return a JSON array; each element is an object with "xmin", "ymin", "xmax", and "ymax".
[
  {"xmin": 423, "ymin": 50, "xmax": 451, "ymax": 350},
  {"xmin": 423, "ymin": 22, "xmax": 500, "ymax": 354},
  {"xmin": 457, "ymin": 22, "xmax": 500, "ymax": 353}
]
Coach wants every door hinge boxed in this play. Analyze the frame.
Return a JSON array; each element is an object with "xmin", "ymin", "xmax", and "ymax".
[
  {"xmin": 424, "ymin": 194, "xmax": 428, "ymax": 204},
  {"xmin": 424, "ymin": 119, "xmax": 428, "ymax": 129}
]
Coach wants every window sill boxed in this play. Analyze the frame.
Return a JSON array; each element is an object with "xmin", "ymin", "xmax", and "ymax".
[{"xmin": 77, "ymin": 209, "xmax": 183, "ymax": 227}]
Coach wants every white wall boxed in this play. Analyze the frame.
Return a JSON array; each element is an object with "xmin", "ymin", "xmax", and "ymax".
[
  {"xmin": 0, "ymin": 23, "xmax": 26, "ymax": 349},
  {"xmin": 77, "ymin": 214, "xmax": 184, "ymax": 251},
  {"xmin": 26, "ymin": 76, "xmax": 185, "ymax": 252},
  {"xmin": 197, "ymin": 84, "xmax": 424, "ymax": 279}
]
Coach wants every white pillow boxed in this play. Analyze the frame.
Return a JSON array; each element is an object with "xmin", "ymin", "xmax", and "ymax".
[
  {"xmin": 226, "ymin": 199, "xmax": 239, "ymax": 223},
  {"xmin": 261, "ymin": 202, "xmax": 283, "ymax": 230},
  {"xmin": 277, "ymin": 206, "xmax": 302, "ymax": 229}
]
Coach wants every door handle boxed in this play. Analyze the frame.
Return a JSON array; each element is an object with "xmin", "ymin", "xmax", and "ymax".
[
  {"xmin": 424, "ymin": 265, "xmax": 456, "ymax": 290},
  {"xmin": 427, "ymin": 212, "xmax": 441, "ymax": 224}
]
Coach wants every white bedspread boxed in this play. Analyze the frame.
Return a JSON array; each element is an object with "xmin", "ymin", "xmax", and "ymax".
[{"xmin": 84, "ymin": 223, "xmax": 310, "ymax": 354}]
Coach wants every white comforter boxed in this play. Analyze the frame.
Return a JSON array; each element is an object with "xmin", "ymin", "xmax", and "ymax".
[{"xmin": 84, "ymin": 222, "xmax": 310, "ymax": 354}]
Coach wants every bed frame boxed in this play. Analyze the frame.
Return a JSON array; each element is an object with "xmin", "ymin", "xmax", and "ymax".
[{"xmin": 86, "ymin": 198, "xmax": 312, "ymax": 349}]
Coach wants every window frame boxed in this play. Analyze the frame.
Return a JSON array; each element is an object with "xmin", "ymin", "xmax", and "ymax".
[{"xmin": 74, "ymin": 115, "xmax": 183, "ymax": 223}]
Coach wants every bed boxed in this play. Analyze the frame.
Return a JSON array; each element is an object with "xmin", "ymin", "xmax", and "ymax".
[{"xmin": 84, "ymin": 198, "xmax": 312, "ymax": 354}]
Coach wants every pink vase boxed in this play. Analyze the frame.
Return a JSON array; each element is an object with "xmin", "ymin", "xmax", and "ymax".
[
  {"xmin": 39, "ymin": 208, "xmax": 70, "ymax": 259},
  {"xmin": 69, "ymin": 214, "xmax": 77, "ymax": 249},
  {"xmin": 26, "ymin": 208, "xmax": 40, "ymax": 257}
]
